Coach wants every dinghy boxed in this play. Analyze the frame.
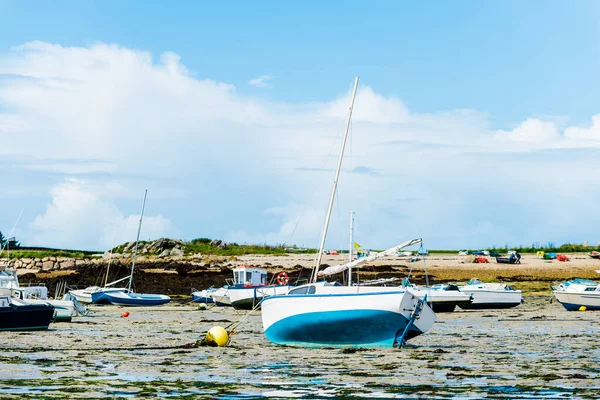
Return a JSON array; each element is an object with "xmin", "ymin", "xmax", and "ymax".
[
  {"xmin": 261, "ymin": 77, "xmax": 436, "ymax": 348},
  {"xmin": 552, "ymin": 278, "xmax": 600, "ymax": 311}
]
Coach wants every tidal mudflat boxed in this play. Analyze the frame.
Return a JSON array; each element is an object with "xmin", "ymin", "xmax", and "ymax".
[{"xmin": 0, "ymin": 297, "xmax": 598, "ymax": 399}]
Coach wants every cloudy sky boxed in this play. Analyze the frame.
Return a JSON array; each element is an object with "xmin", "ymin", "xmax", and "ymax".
[{"xmin": 1, "ymin": 1, "xmax": 600, "ymax": 251}]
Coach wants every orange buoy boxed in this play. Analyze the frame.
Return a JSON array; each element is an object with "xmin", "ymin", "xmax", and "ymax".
[{"xmin": 122, "ymin": 311, "xmax": 130, "ymax": 318}]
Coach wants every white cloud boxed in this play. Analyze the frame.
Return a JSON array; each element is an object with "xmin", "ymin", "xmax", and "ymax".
[
  {"xmin": 29, "ymin": 178, "xmax": 176, "ymax": 250},
  {"xmin": 1, "ymin": 41, "xmax": 600, "ymax": 249},
  {"xmin": 248, "ymin": 75, "xmax": 274, "ymax": 88}
]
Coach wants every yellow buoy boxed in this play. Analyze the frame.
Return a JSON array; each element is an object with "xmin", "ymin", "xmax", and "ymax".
[
  {"xmin": 579, "ymin": 306, "xmax": 587, "ymax": 311},
  {"xmin": 205, "ymin": 326, "xmax": 229, "ymax": 347}
]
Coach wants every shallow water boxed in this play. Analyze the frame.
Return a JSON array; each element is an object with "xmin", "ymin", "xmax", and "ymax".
[{"xmin": 0, "ymin": 297, "xmax": 599, "ymax": 399}]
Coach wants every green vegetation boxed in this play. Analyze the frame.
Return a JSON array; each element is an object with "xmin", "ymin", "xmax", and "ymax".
[
  {"xmin": 486, "ymin": 243, "xmax": 600, "ymax": 254},
  {"xmin": 6, "ymin": 250, "xmax": 91, "ymax": 259},
  {"xmin": 184, "ymin": 239, "xmax": 292, "ymax": 256}
]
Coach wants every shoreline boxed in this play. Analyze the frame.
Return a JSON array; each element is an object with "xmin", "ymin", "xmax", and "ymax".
[{"xmin": 3, "ymin": 253, "xmax": 599, "ymax": 296}]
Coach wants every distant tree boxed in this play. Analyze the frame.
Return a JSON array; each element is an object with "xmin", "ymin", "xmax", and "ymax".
[{"xmin": 0, "ymin": 231, "xmax": 6, "ymax": 249}]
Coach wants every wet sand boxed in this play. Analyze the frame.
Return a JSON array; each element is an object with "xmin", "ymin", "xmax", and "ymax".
[{"xmin": 1, "ymin": 298, "xmax": 599, "ymax": 399}]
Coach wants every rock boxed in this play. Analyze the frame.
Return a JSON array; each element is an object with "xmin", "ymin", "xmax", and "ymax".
[
  {"xmin": 42, "ymin": 261, "xmax": 54, "ymax": 271},
  {"xmin": 35, "ymin": 262, "xmax": 43, "ymax": 268},
  {"xmin": 158, "ymin": 250, "xmax": 171, "ymax": 258},
  {"xmin": 60, "ymin": 260, "xmax": 75, "ymax": 270},
  {"xmin": 170, "ymin": 248, "xmax": 184, "ymax": 257},
  {"xmin": 123, "ymin": 242, "xmax": 135, "ymax": 253},
  {"xmin": 21, "ymin": 258, "xmax": 32, "ymax": 264},
  {"xmin": 75, "ymin": 260, "xmax": 86, "ymax": 266},
  {"xmin": 26, "ymin": 263, "xmax": 34, "ymax": 270}
]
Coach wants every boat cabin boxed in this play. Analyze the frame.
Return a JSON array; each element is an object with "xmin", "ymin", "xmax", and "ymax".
[{"xmin": 232, "ymin": 266, "xmax": 267, "ymax": 287}]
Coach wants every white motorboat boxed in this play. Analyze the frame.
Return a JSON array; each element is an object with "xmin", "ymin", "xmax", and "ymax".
[
  {"xmin": 192, "ymin": 266, "xmax": 292, "ymax": 309},
  {"xmin": 0, "ymin": 288, "xmax": 55, "ymax": 331},
  {"xmin": 458, "ymin": 278, "xmax": 522, "ymax": 309},
  {"xmin": 0, "ymin": 268, "xmax": 75, "ymax": 321},
  {"xmin": 260, "ymin": 77, "xmax": 436, "ymax": 348},
  {"xmin": 402, "ymin": 281, "xmax": 473, "ymax": 312},
  {"xmin": 552, "ymin": 278, "xmax": 600, "ymax": 311}
]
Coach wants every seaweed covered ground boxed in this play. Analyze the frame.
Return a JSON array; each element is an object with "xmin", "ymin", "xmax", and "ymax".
[{"xmin": 0, "ymin": 297, "xmax": 598, "ymax": 399}]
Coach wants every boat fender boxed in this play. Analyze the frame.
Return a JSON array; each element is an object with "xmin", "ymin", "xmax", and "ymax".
[
  {"xmin": 205, "ymin": 326, "xmax": 230, "ymax": 347},
  {"xmin": 579, "ymin": 306, "xmax": 587, "ymax": 311},
  {"xmin": 122, "ymin": 311, "xmax": 130, "ymax": 318},
  {"xmin": 276, "ymin": 272, "xmax": 289, "ymax": 286}
]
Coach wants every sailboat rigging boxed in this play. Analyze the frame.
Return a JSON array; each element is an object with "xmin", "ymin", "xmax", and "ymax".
[{"xmin": 260, "ymin": 77, "xmax": 436, "ymax": 348}]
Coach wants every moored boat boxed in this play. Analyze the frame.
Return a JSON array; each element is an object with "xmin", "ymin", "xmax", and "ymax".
[
  {"xmin": 260, "ymin": 78, "xmax": 436, "ymax": 348},
  {"xmin": 0, "ymin": 288, "xmax": 55, "ymax": 331},
  {"xmin": 1, "ymin": 268, "xmax": 75, "ymax": 321},
  {"xmin": 99, "ymin": 191, "xmax": 171, "ymax": 307},
  {"xmin": 100, "ymin": 291, "xmax": 171, "ymax": 306},
  {"xmin": 458, "ymin": 278, "xmax": 522, "ymax": 309},
  {"xmin": 552, "ymin": 278, "xmax": 600, "ymax": 311},
  {"xmin": 404, "ymin": 282, "xmax": 473, "ymax": 312},
  {"xmin": 262, "ymin": 281, "xmax": 435, "ymax": 348}
]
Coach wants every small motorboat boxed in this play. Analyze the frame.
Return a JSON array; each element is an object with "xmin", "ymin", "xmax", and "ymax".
[
  {"xmin": 191, "ymin": 266, "xmax": 292, "ymax": 309},
  {"xmin": 458, "ymin": 278, "xmax": 522, "ymax": 309},
  {"xmin": 589, "ymin": 251, "xmax": 600, "ymax": 260},
  {"xmin": 1, "ymin": 268, "xmax": 75, "ymax": 321},
  {"xmin": 402, "ymin": 280, "xmax": 473, "ymax": 312},
  {"xmin": 552, "ymin": 278, "xmax": 600, "ymax": 311},
  {"xmin": 0, "ymin": 288, "xmax": 55, "ymax": 331}
]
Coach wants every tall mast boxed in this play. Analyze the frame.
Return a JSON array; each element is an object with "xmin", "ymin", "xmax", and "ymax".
[
  {"xmin": 104, "ymin": 224, "xmax": 117, "ymax": 287},
  {"xmin": 128, "ymin": 190, "xmax": 147, "ymax": 293},
  {"xmin": 310, "ymin": 77, "xmax": 359, "ymax": 283},
  {"xmin": 348, "ymin": 210, "xmax": 354, "ymax": 286}
]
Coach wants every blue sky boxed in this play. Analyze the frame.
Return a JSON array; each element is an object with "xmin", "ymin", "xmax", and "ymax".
[{"xmin": 1, "ymin": 1, "xmax": 600, "ymax": 250}]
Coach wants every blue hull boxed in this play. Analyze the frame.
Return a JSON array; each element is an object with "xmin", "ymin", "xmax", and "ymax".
[
  {"xmin": 91, "ymin": 291, "xmax": 115, "ymax": 305},
  {"xmin": 264, "ymin": 309, "xmax": 422, "ymax": 348},
  {"xmin": 557, "ymin": 300, "xmax": 600, "ymax": 311},
  {"xmin": 103, "ymin": 293, "xmax": 171, "ymax": 306},
  {"xmin": 191, "ymin": 294, "xmax": 215, "ymax": 304}
]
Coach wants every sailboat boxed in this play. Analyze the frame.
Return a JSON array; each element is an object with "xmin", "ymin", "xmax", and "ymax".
[
  {"xmin": 69, "ymin": 226, "xmax": 129, "ymax": 304},
  {"xmin": 98, "ymin": 190, "xmax": 171, "ymax": 306},
  {"xmin": 260, "ymin": 77, "xmax": 436, "ymax": 348}
]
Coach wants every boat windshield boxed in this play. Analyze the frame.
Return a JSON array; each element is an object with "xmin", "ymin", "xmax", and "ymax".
[
  {"xmin": 466, "ymin": 278, "xmax": 483, "ymax": 285},
  {"xmin": 569, "ymin": 278, "xmax": 598, "ymax": 286}
]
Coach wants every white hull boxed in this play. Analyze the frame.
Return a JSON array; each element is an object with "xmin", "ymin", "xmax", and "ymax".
[
  {"xmin": 69, "ymin": 287, "xmax": 128, "ymax": 304},
  {"xmin": 23, "ymin": 298, "xmax": 75, "ymax": 321},
  {"xmin": 228, "ymin": 285, "xmax": 291, "ymax": 309},
  {"xmin": 554, "ymin": 291, "xmax": 600, "ymax": 310},
  {"xmin": 407, "ymin": 288, "xmax": 472, "ymax": 312},
  {"xmin": 458, "ymin": 289, "xmax": 522, "ymax": 309},
  {"xmin": 261, "ymin": 284, "xmax": 436, "ymax": 348},
  {"xmin": 211, "ymin": 293, "xmax": 232, "ymax": 306}
]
